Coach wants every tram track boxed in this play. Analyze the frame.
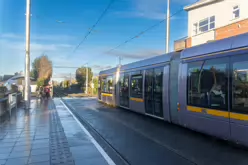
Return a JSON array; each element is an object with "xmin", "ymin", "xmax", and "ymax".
[
  {"xmin": 54, "ymin": 91, "xmax": 198, "ymax": 164},
  {"xmin": 54, "ymin": 91, "xmax": 131, "ymax": 165}
]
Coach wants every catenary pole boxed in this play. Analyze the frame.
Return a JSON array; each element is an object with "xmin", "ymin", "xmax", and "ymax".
[
  {"xmin": 24, "ymin": 0, "xmax": 31, "ymax": 109},
  {"xmin": 166, "ymin": 0, "xmax": 170, "ymax": 53}
]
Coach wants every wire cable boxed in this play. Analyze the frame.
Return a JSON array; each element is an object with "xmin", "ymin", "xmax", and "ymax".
[
  {"xmin": 73, "ymin": 0, "xmax": 116, "ymax": 53},
  {"xmin": 105, "ymin": 0, "xmax": 199, "ymax": 53},
  {"xmin": 106, "ymin": 9, "xmax": 184, "ymax": 53}
]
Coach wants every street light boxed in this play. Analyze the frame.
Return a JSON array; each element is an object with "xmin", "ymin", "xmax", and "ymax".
[
  {"xmin": 166, "ymin": 0, "xmax": 170, "ymax": 54},
  {"xmin": 85, "ymin": 63, "xmax": 88, "ymax": 94},
  {"xmin": 24, "ymin": 0, "xmax": 31, "ymax": 109}
]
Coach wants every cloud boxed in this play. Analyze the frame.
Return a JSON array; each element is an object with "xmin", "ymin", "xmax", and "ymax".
[
  {"xmin": 0, "ymin": 38, "xmax": 75, "ymax": 74},
  {"xmin": 114, "ymin": 11, "xmax": 166, "ymax": 20},
  {"xmin": 106, "ymin": 49, "xmax": 165, "ymax": 59},
  {"xmin": 0, "ymin": 33, "xmax": 77, "ymax": 42},
  {"xmin": 91, "ymin": 65, "xmax": 112, "ymax": 70},
  {"xmin": 0, "ymin": 39, "xmax": 73, "ymax": 54},
  {"xmin": 0, "ymin": 35, "xmax": 116, "ymax": 75},
  {"xmin": 114, "ymin": 0, "xmax": 197, "ymax": 20}
]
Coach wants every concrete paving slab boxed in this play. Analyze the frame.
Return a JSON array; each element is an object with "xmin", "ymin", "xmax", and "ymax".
[{"xmin": 0, "ymin": 98, "xmax": 114, "ymax": 165}]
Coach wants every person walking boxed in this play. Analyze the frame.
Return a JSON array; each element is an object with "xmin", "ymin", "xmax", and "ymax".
[{"xmin": 44, "ymin": 86, "xmax": 50, "ymax": 99}]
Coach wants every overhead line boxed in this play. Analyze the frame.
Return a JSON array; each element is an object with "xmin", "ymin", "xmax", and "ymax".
[
  {"xmin": 106, "ymin": 8, "xmax": 184, "ymax": 53},
  {"xmin": 73, "ymin": 0, "xmax": 115, "ymax": 53},
  {"xmin": 105, "ymin": 0, "xmax": 199, "ymax": 53}
]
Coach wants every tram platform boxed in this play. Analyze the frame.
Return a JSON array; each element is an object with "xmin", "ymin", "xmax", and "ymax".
[
  {"xmin": 63, "ymin": 97, "xmax": 248, "ymax": 165},
  {"xmin": 0, "ymin": 98, "xmax": 113, "ymax": 165}
]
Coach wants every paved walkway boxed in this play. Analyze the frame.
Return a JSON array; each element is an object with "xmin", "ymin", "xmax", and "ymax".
[{"xmin": 0, "ymin": 98, "xmax": 112, "ymax": 165}]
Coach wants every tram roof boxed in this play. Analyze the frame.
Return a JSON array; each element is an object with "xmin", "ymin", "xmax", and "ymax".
[
  {"xmin": 181, "ymin": 32, "xmax": 248, "ymax": 59},
  {"xmin": 120, "ymin": 52, "xmax": 178, "ymax": 71},
  {"xmin": 99, "ymin": 52, "xmax": 179, "ymax": 75},
  {"xmin": 99, "ymin": 67, "xmax": 117, "ymax": 75}
]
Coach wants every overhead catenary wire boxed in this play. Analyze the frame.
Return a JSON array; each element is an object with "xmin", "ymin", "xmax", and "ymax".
[
  {"xmin": 106, "ymin": 0, "xmax": 199, "ymax": 53},
  {"xmin": 106, "ymin": 9, "xmax": 184, "ymax": 53},
  {"xmin": 73, "ymin": 0, "xmax": 116, "ymax": 53}
]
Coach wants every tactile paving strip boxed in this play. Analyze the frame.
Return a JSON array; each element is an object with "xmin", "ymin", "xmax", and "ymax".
[{"xmin": 49, "ymin": 105, "xmax": 75, "ymax": 165}]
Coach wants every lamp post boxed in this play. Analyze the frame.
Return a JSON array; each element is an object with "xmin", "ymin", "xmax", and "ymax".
[
  {"xmin": 166, "ymin": 0, "xmax": 170, "ymax": 54},
  {"xmin": 24, "ymin": 0, "xmax": 31, "ymax": 109},
  {"xmin": 85, "ymin": 63, "xmax": 88, "ymax": 94}
]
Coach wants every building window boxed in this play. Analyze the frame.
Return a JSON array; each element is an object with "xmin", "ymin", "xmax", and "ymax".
[
  {"xmin": 187, "ymin": 57, "xmax": 228, "ymax": 110},
  {"xmin": 233, "ymin": 5, "xmax": 240, "ymax": 19},
  {"xmin": 199, "ymin": 16, "xmax": 215, "ymax": 33},
  {"xmin": 199, "ymin": 18, "xmax": 209, "ymax": 32},
  {"xmin": 193, "ymin": 23, "xmax": 198, "ymax": 35},
  {"xmin": 209, "ymin": 16, "xmax": 215, "ymax": 30},
  {"xmin": 131, "ymin": 74, "xmax": 143, "ymax": 98}
]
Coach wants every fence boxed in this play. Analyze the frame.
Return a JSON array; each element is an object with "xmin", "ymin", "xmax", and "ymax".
[{"xmin": 0, "ymin": 92, "xmax": 22, "ymax": 117}]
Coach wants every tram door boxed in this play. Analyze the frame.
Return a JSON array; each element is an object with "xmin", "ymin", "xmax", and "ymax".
[
  {"xmin": 145, "ymin": 67, "xmax": 163, "ymax": 118},
  {"xmin": 120, "ymin": 73, "xmax": 129, "ymax": 108}
]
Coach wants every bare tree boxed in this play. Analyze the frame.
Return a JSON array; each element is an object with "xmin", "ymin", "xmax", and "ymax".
[{"xmin": 31, "ymin": 55, "xmax": 53, "ymax": 86}]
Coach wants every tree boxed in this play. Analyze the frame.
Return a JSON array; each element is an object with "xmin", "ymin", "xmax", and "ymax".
[
  {"xmin": 31, "ymin": 55, "xmax": 53, "ymax": 87},
  {"xmin": 62, "ymin": 80, "xmax": 70, "ymax": 88},
  {"xmin": 92, "ymin": 77, "xmax": 99, "ymax": 95},
  {"xmin": 76, "ymin": 67, "xmax": 93, "ymax": 90},
  {"xmin": 31, "ymin": 58, "xmax": 40, "ymax": 80}
]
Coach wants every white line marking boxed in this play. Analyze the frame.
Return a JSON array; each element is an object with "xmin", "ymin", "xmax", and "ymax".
[{"xmin": 60, "ymin": 100, "xmax": 116, "ymax": 165}]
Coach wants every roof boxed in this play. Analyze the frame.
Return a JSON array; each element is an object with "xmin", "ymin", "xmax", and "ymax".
[
  {"xmin": 181, "ymin": 32, "xmax": 248, "ymax": 59},
  {"xmin": 2, "ymin": 75, "xmax": 14, "ymax": 81},
  {"xmin": 184, "ymin": 0, "xmax": 218, "ymax": 11},
  {"xmin": 99, "ymin": 52, "xmax": 180, "ymax": 76},
  {"xmin": 120, "ymin": 52, "xmax": 176, "ymax": 71},
  {"xmin": 99, "ymin": 67, "xmax": 117, "ymax": 75}
]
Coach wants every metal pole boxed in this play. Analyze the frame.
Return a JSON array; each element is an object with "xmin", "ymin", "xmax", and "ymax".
[
  {"xmin": 92, "ymin": 76, "xmax": 94, "ymax": 95},
  {"xmin": 24, "ymin": 0, "xmax": 31, "ymax": 109},
  {"xmin": 85, "ymin": 63, "xmax": 88, "ymax": 94},
  {"xmin": 69, "ymin": 73, "xmax": 71, "ymax": 90},
  {"xmin": 166, "ymin": 0, "xmax": 170, "ymax": 54}
]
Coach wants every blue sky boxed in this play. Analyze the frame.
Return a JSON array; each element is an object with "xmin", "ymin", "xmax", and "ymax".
[{"xmin": 0, "ymin": 0, "xmax": 196, "ymax": 78}]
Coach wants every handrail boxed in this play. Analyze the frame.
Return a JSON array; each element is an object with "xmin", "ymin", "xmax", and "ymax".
[{"xmin": 0, "ymin": 91, "xmax": 22, "ymax": 117}]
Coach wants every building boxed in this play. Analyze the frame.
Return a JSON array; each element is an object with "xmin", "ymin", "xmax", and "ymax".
[{"xmin": 174, "ymin": 0, "xmax": 248, "ymax": 51}]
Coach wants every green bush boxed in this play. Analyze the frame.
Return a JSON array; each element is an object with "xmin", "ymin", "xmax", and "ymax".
[{"xmin": 37, "ymin": 78, "xmax": 45, "ymax": 88}]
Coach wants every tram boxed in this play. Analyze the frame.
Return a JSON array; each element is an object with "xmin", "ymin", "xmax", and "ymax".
[{"xmin": 98, "ymin": 33, "xmax": 248, "ymax": 147}]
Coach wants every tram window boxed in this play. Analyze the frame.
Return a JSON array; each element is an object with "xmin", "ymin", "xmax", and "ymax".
[
  {"xmin": 106, "ymin": 76, "xmax": 113, "ymax": 93},
  {"xmin": 131, "ymin": 74, "xmax": 143, "ymax": 98},
  {"xmin": 187, "ymin": 58, "xmax": 228, "ymax": 110},
  {"xmin": 100, "ymin": 76, "xmax": 113, "ymax": 93},
  {"xmin": 120, "ymin": 74, "xmax": 124, "ymax": 93},
  {"xmin": 187, "ymin": 61, "xmax": 204, "ymax": 106},
  {"xmin": 232, "ymin": 60, "xmax": 248, "ymax": 114},
  {"xmin": 120, "ymin": 72, "xmax": 129, "ymax": 101},
  {"xmin": 101, "ymin": 78, "xmax": 106, "ymax": 92},
  {"xmin": 154, "ymin": 68, "xmax": 163, "ymax": 93}
]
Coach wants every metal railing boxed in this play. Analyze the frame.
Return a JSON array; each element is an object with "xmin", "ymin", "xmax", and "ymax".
[{"xmin": 0, "ymin": 92, "xmax": 22, "ymax": 117}]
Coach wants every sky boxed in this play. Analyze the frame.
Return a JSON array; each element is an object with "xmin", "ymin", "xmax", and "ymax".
[{"xmin": 0, "ymin": 0, "xmax": 196, "ymax": 79}]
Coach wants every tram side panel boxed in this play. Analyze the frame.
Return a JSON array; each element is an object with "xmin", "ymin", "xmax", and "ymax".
[
  {"xmin": 115, "ymin": 74, "xmax": 120, "ymax": 107},
  {"xmin": 162, "ymin": 65, "xmax": 171, "ymax": 122},
  {"xmin": 229, "ymin": 54, "xmax": 248, "ymax": 146},
  {"xmin": 168, "ymin": 53, "xmax": 181, "ymax": 124},
  {"xmin": 178, "ymin": 58, "xmax": 230, "ymax": 140}
]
